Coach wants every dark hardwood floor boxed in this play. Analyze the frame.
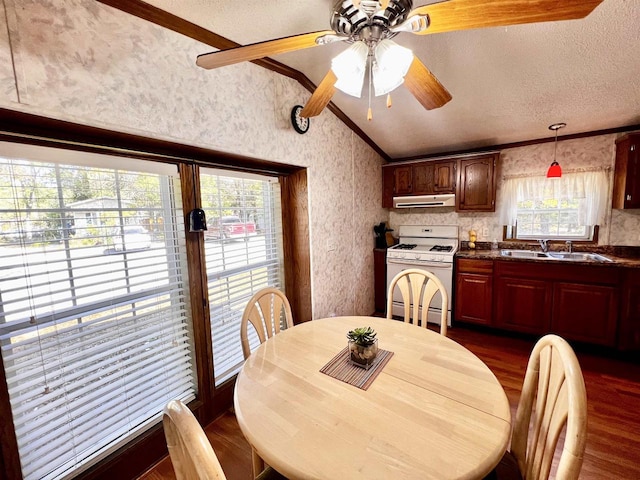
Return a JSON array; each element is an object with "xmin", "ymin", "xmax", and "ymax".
[{"xmin": 138, "ymin": 326, "xmax": 640, "ymax": 480}]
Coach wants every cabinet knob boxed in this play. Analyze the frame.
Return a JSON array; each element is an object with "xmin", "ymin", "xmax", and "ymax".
[
  {"xmin": 631, "ymin": 145, "xmax": 636, "ymax": 152},
  {"xmin": 627, "ymin": 194, "xmax": 632, "ymax": 201}
]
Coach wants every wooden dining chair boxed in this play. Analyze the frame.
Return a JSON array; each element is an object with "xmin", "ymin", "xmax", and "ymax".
[
  {"xmin": 240, "ymin": 287, "xmax": 293, "ymax": 479},
  {"xmin": 240, "ymin": 287, "xmax": 294, "ymax": 360},
  {"xmin": 386, "ymin": 268, "xmax": 448, "ymax": 335},
  {"xmin": 489, "ymin": 334, "xmax": 588, "ymax": 480},
  {"xmin": 163, "ymin": 400, "xmax": 285, "ymax": 480},
  {"xmin": 162, "ymin": 400, "xmax": 226, "ymax": 480}
]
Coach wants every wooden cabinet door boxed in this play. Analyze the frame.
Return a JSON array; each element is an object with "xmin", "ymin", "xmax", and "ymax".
[
  {"xmin": 455, "ymin": 273, "xmax": 492, "ymax": 325},
  {"xmin": 373, "ymin": 249, "xmax": 387, "ymax": 313},
  {"xmin": 394, "ymin": 166, "xmax": 412, "ymax": 195},
  {"xmin": 613, "ymin": 134, "xmax": 640, "ymax": 209},
  {"xmin": 552, "ymin": 282, "xmax": 618, "ymax": 346},
  {"xmin": 619, "ymin": 269, "xmax": 640, "ymax": 350},
  {"xmin": 382, "ymin": 166, "xmax": 395, "ymax": 208},
  {"xmin": 412, "ymin": 163, "xmax": 434, "ymax": 194},
  {"xmin": 433, "ymin": 160, "xmax": 455, "ymax": 193},
  {"xmin": 627, "ymin": 139, "xmax": 640, "ymax": 208},
  {"xmin": 456, "ymin": 154, "xmax": 497, "ymax": 211},
  {"xmin": 495, "ymin": 276, "xmax": 552, "ymax": 334}
]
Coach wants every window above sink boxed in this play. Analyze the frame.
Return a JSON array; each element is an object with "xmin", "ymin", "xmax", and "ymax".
[{"xmin": 500, "ymin": 171, "xmax": 609, "ymax": 243}]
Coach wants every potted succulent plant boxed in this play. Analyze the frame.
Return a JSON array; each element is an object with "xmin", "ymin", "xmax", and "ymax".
[{"xmin": 347, "ymin": 326, "xmax": 379, "ymax": 369}]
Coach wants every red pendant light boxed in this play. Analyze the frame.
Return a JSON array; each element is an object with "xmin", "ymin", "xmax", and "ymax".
[{"xmin": 546, "ymin": 123, "xmax": 566, "ymax": 178}]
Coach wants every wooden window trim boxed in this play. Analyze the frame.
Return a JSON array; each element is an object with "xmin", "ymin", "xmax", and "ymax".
[
  {"xmin": 0, "ymin": 108, "xmax": 311, "ymax": 480},
  {"xmin": 502, "ymin": 225, "xmax": 600, "ymax": 245}
]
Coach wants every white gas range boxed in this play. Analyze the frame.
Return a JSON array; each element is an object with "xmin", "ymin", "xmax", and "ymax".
[{"xmin": 386, "ymin": 225, "xmax": 459, "ymax": 326}]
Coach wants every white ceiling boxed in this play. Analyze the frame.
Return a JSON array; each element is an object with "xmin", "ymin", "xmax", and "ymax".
[{"xmin": 145, "ymin": 0, "xmax": 640, "ymax": 159}]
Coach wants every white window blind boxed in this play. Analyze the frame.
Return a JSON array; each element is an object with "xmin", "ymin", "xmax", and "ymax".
[
  {"xmin": 0, "ymin": 150, "xmax": 196, "ymax": 480},
  {"xmin": 200, "ymin": 169, "xmax": 284, "ymax": 385}
]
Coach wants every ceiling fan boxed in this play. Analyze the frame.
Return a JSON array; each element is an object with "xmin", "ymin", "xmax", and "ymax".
[{"xmin": 196, "ymin": 0, "xmax": 603, "ymax": 120}]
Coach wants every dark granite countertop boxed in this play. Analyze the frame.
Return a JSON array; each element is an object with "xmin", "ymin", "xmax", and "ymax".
[{"xmin": 456, "ymin": 244, "xmax": 640, "ymax": 268}]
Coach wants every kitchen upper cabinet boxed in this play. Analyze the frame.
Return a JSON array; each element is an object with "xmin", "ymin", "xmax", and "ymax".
[
  {"xmin": 612, "ymin": 133, "xmax": 640, "ymax": 209},
  {"xmin": 394, "ymin": 166, "xmax": 413, "ymax": 196},
  {"xmin": 381, "ymin": 159, "xmax": 456, "ymax": 207},
  {"xmin": 454, "ymin": 258, "xmax": 493, "ymax": 326},
  {"xmin": 456, "ymin": 153, "xmax": 498, "ymax": 212},
  {"xmin": 433, "ymin": 161, "xmax": 456, "ymax": 192}
]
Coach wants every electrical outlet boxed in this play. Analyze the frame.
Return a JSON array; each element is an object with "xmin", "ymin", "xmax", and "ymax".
[{"xmin": 482, "ymin": 227, "xmax": 489, "ymax": 238}]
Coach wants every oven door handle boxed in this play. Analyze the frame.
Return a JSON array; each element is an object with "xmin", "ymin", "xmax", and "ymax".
[{"xmin": 387, "ymin": 258, "xmax": 453, "ymax": 269}]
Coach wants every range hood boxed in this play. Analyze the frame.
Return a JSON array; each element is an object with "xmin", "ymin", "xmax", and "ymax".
[{"xmin": 393, "ymin": 194, "xmax": 456, "ymax": 208}]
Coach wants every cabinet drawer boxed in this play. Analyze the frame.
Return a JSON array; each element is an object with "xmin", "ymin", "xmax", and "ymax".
[{"xmin": 457, "ymin": 258, "xmax": 493, "ymax": 274}]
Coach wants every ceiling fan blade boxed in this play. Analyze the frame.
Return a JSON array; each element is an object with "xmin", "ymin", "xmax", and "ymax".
[
  {"xmin": 411, "ymin": 0, "xmax": 603, "ymax": 35},
  {"xmin": 196, "ymin": 30, "xmax": 336, "ymax": 69},
  {"xmin": 300, "ymin": 70, "xmax": 338, "ymax": 118},
  {"xmin": 403, "ymin": 57, "xmax": 452, "ymax": 110}
]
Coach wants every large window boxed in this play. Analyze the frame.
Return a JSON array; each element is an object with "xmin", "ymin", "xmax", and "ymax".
[
  {"xmin": 0, "ymin": 143, "xmax": 196, "ymax": 479},
  {"xmin": 200, "ymin": 168, "xmax": 284, "ymax": 385},
  {"xmin": 501, "ymin": 171, "xmax": 609, "ymax": 241}
]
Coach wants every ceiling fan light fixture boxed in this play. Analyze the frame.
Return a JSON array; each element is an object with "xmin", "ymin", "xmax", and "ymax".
[
  {"xmin": 546, "ymin": 122, "xmax": 566, "ymax": 178},
  {"xmin": 372, "ymin": 39, "xmax": 413, "ymax": 96},
  {"xmin": 332, "ymin": 42, "xmax": 368, "ymax": 97}
]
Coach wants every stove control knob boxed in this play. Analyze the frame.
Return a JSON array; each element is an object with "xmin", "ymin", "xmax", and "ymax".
[{"xmin": 414, "ymin": 254, "xmax": 421, "ymax": 260}]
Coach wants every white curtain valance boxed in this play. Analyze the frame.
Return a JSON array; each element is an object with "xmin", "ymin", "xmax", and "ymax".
[{"xmin": 500, "ymin": 171, "xmax": 609, "ymax": 227}]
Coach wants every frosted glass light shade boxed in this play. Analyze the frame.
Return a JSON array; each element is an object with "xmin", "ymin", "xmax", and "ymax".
[
  {"xmin": 373, "ymin": 39, "xmax": 413, "ymax": 96},
  {"xmin": 332, "ymin": 42, "xmax": 369, "ymax": 98}
]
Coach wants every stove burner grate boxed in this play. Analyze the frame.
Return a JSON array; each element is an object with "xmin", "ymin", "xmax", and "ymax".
[
  {"xmin": 430, "ymin": 245, "xmax": 453, "ymax": 252},
  {"xmin": 395, "ymin": 244, "xmax": 418, "ymax": 250}
]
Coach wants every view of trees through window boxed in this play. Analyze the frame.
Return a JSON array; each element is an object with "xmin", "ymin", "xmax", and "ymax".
[
  {"xmin": 516, "ymin": 197, "xmax": 589, "ymax": 239},
  {"xmin": 0, "ymin": 154, "xmax": 195, "ymax": 480}
]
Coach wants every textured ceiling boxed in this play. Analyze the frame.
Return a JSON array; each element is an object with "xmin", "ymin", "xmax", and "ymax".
[{"xmin": 144, "ymin": 0, "xmax": 640, "ymax": 159}]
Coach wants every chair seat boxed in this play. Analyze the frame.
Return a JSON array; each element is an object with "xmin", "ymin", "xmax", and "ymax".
[
  {"xmin": 484, "ymin": 451, "xmax": 522, "ymax": 480},
  {"xmin": 256, "ymin": 466, "xmax": 288, "ymax": 480}
]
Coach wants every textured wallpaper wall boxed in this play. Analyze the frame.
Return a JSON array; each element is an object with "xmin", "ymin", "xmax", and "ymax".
[
  {"xmin": 0, "ymin": 0, "xmax": 388, "ymax": 318},
  {"xmin": 390, "ymin": 133, "xmax": 640, "ymax": 246}
]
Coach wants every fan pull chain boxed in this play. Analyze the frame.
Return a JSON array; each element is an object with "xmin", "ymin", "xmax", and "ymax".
[
  {"xmin": 387, "ymin": 93, "xmax": 392, "ymax": 109},
  {"xmin": 367, "ymin": 53, "xmax": 373, "ymax": 121}
]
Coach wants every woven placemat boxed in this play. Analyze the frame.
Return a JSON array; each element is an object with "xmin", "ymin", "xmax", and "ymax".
[{"xmin": 319, "ymin": 347, "xmax": 394, "ymax": 390}]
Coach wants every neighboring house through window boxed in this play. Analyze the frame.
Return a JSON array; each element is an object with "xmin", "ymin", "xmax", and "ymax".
[{"xmin": 0, "ymin": 143, "xmax": 196, "ymax": 479}]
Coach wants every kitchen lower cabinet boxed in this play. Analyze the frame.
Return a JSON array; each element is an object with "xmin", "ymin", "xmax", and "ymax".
[
  {"xmin": 551, "ymin": 282, "xmax": 618, "ymax": 346},
  {"xmin": 374, "ymin": 248, "xmax": 387, "ymax": 313},
  {"xmin": 619, "ymin": 269, "xmax": 640, "ymax": 350},
  {"xmin": 495, "ymin": 277, "xmax": 552, "ymax": 334},
  {"xmin": 455, "ymin": 257, "xmax": 627, "ymax": 348},
  {"xmin": 494, "ymin": 261, "xmax": 620, "ymax": 346},
  {"xmin": 455, "ymin": 258, "xmax": 493, "ymax": 325}
]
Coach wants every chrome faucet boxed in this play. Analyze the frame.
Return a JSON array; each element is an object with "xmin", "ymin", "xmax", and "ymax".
[
  {"xmin": 566, "ymin": 240, "xmax": 573, "ymax": 253},
  {"xmin": 538, "ymin": 239, "xmax": 549, "ymax": 253}
]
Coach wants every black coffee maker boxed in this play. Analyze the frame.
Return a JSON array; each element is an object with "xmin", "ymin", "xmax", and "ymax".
[{"xmin": 373, "ymin": 222, "xmax": 393, "ymax": 249}]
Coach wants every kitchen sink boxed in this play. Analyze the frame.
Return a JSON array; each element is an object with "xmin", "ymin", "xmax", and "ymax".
[
  {"xmin": 500, "ymin": 250, "xmax": 550, "ymax": 259},
  {"xmin": 546, "ymin": 252, "xmax": 613, "ymax": 262},
  {"xmin": 500, "ymin": 249, "xmax": 612, "ymax": 262}
]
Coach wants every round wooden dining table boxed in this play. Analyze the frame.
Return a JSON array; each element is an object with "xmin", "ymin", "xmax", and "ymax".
[{"xmin": 234, "ymin": 316, "xmax": 511, "ymax": 480}]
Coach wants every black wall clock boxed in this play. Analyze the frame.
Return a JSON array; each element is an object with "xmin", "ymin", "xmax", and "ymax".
[{"xmin": 291, "ymin": 105, "xmax": 310, "ymax": 134}]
